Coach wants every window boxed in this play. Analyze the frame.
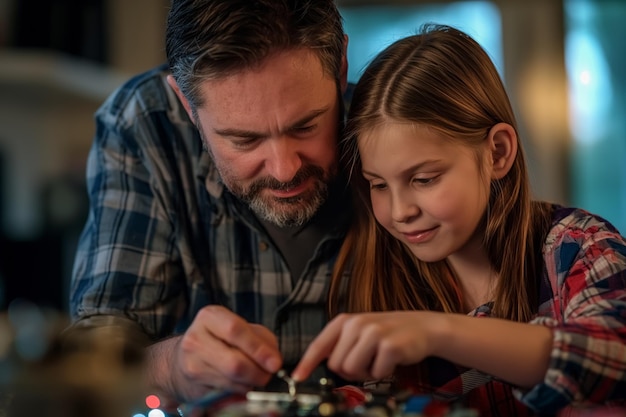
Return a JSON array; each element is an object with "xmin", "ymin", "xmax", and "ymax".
[
  {"xmin": 340, "ymin": 2, "xmax": 502, "ymax": 83},
  {"xmin": 565, "ymin": 0, "xmax": 626, "ymax": 232}
]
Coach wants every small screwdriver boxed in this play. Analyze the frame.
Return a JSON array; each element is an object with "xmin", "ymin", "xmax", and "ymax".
[{"xmin": 276, "ymin": 369, "xmax": 297, "ymax": 399}]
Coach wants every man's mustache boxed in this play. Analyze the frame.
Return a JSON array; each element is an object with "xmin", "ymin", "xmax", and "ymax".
[{"xmin": 248, "ymin": 166, "xmax": 325, "ymax": 193}]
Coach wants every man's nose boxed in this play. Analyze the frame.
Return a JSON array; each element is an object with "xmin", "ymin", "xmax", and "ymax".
[{"xmin": 265, "ymin": 138, "xmax": 303, "ymax": 183}]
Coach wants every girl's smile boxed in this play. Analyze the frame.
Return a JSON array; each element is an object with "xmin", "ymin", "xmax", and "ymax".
[{"xmin": 400, "ymin": 225, "xmax": 439, "ymax": 244}]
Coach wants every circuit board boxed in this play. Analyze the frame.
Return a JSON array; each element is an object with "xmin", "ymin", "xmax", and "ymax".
[{"xmin": 175, "ymin": 378, "xmax": 480, "ymax": 417}]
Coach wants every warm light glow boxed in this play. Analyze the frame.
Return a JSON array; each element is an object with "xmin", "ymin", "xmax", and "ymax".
[{"xmin": 145, "ymin": 394, "xmax": 161, "ymax": 409}]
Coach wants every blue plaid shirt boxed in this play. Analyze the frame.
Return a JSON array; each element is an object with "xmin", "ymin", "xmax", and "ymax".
[{"xmin": 69, "ymin": 64, "xmax": 352, "ymax": 369}]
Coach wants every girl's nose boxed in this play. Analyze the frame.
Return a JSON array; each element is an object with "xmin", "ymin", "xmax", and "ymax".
[{"xmin": 391, "ymin": 191, "xmax": 420, "ymax": 223}]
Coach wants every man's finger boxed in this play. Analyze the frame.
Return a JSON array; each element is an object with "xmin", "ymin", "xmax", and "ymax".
[
  {"xmin": 250, "ymin": 323, "xmax": 280, "ymax": 350},
  {"xmin": 199, "ymin": 306, "xmax": 282, "ymax": 373}
]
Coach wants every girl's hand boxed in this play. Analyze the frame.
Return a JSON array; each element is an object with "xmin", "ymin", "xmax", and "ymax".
[
  {"xmin": 293, "ymin": 311, "xmax": 553, "ymax": 389},
  {"xmin": 292, "ymin": 311, "xmax": 442, "ymax": 382}
]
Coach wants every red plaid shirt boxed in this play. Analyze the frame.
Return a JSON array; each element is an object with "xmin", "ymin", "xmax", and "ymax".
[{"xmin": 368, "ymin": 206, "xmax": 626, "ymax": 416}]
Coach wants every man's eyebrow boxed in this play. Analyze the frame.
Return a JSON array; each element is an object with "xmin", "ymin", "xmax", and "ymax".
[
  {"xmin": 287, "ymin": 107, "xmax": 329, "ymax": 130},
  {"xmin": 212, "ymin": 106, "xmax": 330, "ymax": 138}
]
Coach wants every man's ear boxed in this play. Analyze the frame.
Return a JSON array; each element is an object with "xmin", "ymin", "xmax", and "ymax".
[
  {"xmin": 166, "ymin": 74, "xmax": 195, "ymax": 121},
  {"xmin": 487, "ymin": 122, "xmax": 518, "ymax": 180},
  {"xmin": 339, "ymin": 35, "xmax": 349, "ymax": 93}
]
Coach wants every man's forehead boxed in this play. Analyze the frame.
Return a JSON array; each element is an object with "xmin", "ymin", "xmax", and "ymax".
[
  {"xmin": 199, "ymin": 49, "xmax": 332, "ymax": 97},
  {"xmin": 195, "ymin": 62, "xmax": 338, "ymax": 132}
]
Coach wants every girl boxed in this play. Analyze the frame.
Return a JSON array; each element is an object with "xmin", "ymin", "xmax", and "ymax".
[{"xmin": 292, "ymin": 24, "xmax": 626, "ymax": 416}]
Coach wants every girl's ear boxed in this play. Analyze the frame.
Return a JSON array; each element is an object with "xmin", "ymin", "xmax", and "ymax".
[{"xmin": 488, "ymin": 122, "xmax": 518, "ymax": 180}]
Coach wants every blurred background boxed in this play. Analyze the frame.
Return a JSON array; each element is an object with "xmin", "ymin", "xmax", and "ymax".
[{"xmin": 0, "ymin": 0, "xmax": 624, "ymax": 314}]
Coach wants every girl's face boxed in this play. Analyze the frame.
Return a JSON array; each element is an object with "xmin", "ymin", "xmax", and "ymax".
[{"xmin": 358, "ymin": 122, "xmax": 491, "ymax": 263}]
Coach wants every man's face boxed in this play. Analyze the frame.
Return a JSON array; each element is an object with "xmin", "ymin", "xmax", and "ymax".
[{"xmin": 182, "ymin": 49, "xmax": 343, "ymax": 227}]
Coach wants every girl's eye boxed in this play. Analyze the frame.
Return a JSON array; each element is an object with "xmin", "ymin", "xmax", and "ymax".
[
  {"xmin": 413, "ymin": 175, "xmax": 439, "ymax": 185},
  {"xmin": 369, "ymin": 181, "xmax": 387, "ymax": 190}
]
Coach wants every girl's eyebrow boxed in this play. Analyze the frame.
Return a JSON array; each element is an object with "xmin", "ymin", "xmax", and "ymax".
[{"xmin": 362, "ymin": 159, "xmax": 443, "ymax": 178}]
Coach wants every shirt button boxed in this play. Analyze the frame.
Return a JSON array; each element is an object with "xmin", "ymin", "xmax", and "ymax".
[{"xmin": 259, "ymin": 241, "xmax": 269, "ymax": 251}]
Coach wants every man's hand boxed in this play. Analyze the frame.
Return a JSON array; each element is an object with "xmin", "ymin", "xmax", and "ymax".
[{"xmin": 147, "ymin": 305, "xmax": 282, "ymax": 405}]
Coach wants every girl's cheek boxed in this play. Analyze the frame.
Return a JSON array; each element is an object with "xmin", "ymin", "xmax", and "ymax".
[{"xmin": 371, "ymin": 197, "xmax": 391, "ymax": 227}]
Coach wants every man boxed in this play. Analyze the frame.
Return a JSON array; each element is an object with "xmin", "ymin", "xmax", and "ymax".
[{"xmin": 69, "ymin": 0, "xmax": 351, "ymax": 408}]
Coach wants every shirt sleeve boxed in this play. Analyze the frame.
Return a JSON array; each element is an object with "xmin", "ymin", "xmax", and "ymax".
[
  {"xmin": 519, "ymin": 213, "xmax": 626, "ymax": 411},
  {"xmin": 69, "ymin": 83, "xmax": 188, "ymax": 341}
]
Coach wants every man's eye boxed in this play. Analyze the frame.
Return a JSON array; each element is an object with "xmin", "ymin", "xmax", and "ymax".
[
  {"xmin": 292, "ymin": 125, "xmax": 315, "ymax": 134},
  {"xmin": 232, "ymin": 138, "xmax": 260, "ymax": 148}
]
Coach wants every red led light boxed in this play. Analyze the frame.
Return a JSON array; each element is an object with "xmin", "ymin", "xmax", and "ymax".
[{"xmin": 145, "ymin": 394, "xmax": 161, "ymax": 409}]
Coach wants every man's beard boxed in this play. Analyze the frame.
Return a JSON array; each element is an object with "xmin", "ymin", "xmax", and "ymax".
[{"xmin": 228, "ymin": 164, "xmax": 334, "ymax": 228}]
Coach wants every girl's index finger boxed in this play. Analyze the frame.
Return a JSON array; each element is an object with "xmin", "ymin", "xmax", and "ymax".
[{"xmin": 291, "ymin": 318, "xmax": 344, "ymax": 382}]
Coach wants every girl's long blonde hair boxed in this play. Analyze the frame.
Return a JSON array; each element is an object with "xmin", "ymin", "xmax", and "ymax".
[{"xmin": 331, "ymin": 24, "xmax": 553, "ymax": 321}]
